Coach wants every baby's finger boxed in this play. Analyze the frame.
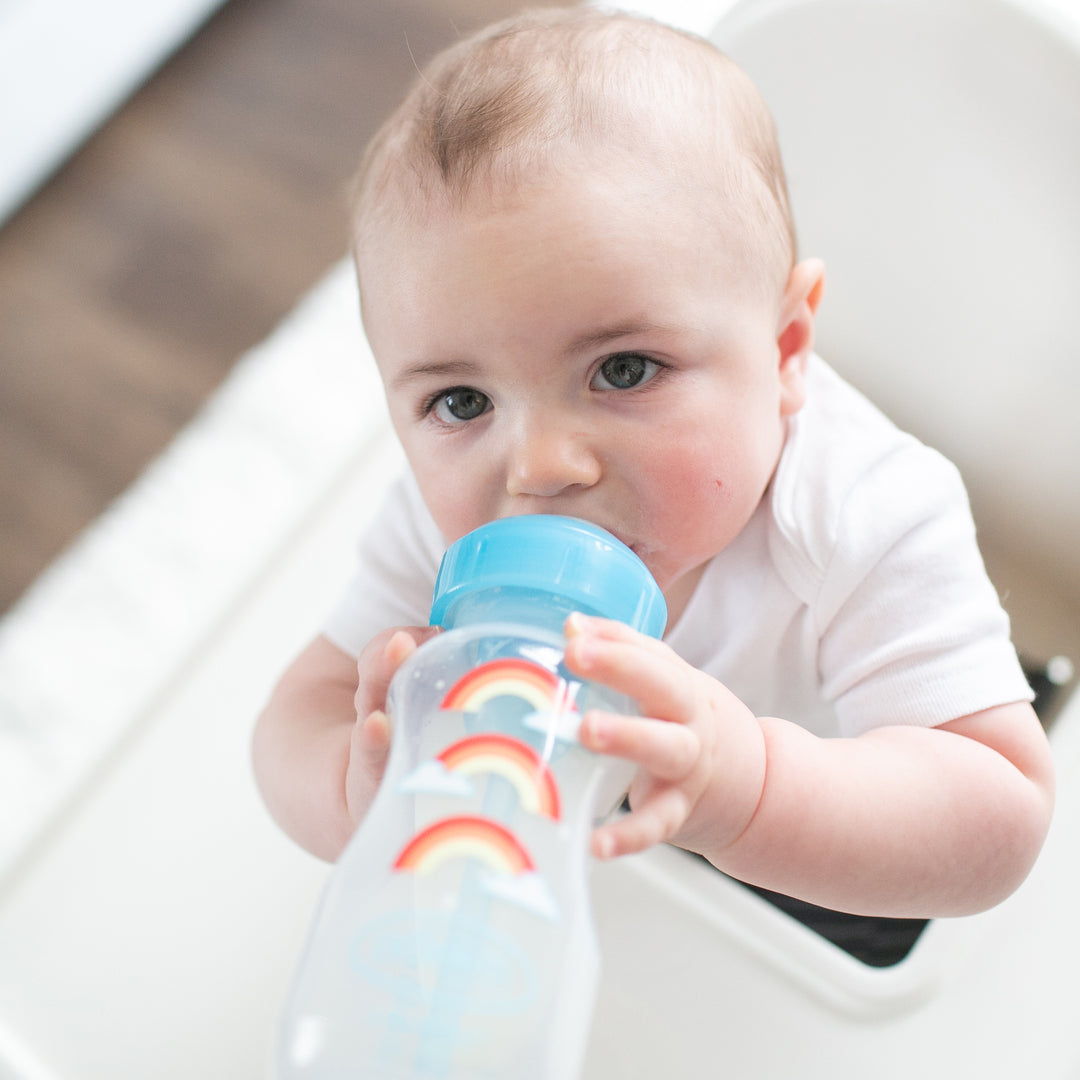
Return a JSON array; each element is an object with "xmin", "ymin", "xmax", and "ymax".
[
  {"xmin": 381, "ymin": 627, "xmax": 431, "ymax": 679},
  {"xmin": 565, "ymin": 628, "xmax": 698, "ymax": 722},
  {"xmin": 592, "ymin": 784, "xmax": 690, "ymax": 859},
  {"xmin": 579, "ymin": 710, "xmax": 700, "ymax": 781},
  {"xmin": 355, "ymin": 626, "xmax": 440, "ymax": 717},
  {"xmin": 346, "ymin": 709, "xmax": 392, "ymax": 824},
  {"xmin": 565, "ymin": 612, "xmax": 671, "ymax": 656},
  {"xmin": 357, "ymin": 708, "xmax": 391, "ymax": 757}
]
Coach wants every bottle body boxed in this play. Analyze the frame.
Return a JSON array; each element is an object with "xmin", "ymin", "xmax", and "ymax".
[{"xmin": 276, "ymin": 616, "xmax": 637, "ymax": 1080}]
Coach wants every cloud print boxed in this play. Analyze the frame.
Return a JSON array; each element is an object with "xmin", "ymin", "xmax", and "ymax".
[
  {"xmin": 523, "ymin": 710, "xmax": 582, "ymax": 744},
  {"xmin": 482, "ymin": 871, "xmax": 561, "ymax": 923},
  {"xmin": 398, "ymin": 760, "xmax": 474, "ymax": 798}
]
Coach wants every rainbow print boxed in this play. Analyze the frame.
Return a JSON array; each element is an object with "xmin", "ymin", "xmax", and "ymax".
[
  {"xmin": 440, "ymin": 658, "xmax": 577, "ymax": 716},
  {"xmin": 437, "ymin": 734, "xmax": 561, "ymax": 820},
  {"xmin": 393, "ymin": 815, "xmax": 534, "ymax": 877}
]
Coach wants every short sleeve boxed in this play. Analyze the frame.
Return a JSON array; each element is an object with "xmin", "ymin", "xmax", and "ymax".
[
  {"xmin": 816, "ymin": 446, "xmax": 1033, "ymax": 736},
  {"xmin": 322, "ymin": 472, "xmax": 446, "ymax": 657}
]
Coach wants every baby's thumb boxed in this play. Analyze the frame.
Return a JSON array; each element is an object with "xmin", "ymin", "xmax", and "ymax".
[{"xmin": 355, "ymin": 626, "xmax": 439, "ymax": 720}]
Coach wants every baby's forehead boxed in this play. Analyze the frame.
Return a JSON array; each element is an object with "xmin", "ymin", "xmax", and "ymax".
[
  {"xmin": 355, "ymin": 157, "xmax": 785, "ymax": 340},
  {"xmin": 365, "ymin": 125, "xmax": 780, "ymax": 275}
]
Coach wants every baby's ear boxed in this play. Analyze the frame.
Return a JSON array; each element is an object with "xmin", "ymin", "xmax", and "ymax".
[{"xmin": 776, "ymin": 258, "xmax": 825, "ymax": 416}]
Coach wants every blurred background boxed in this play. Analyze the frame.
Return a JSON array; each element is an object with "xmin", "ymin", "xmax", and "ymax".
[{"xmin": 0, "ymin": 0, "xmax": 562, "ymax": 617}]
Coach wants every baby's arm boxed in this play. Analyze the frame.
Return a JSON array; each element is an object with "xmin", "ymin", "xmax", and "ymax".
[
  {"xmin": 253, "ymin": 627, "xmax": 436, "ymax": 861},
  {"xmin": 565, "ymin": 614, "xmax": 1055, "ymax": 918}
]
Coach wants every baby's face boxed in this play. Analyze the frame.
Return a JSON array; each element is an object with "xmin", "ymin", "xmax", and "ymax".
[{"xmin": 362, "ymin": 166, "xmax": 804, "ymax": 617}]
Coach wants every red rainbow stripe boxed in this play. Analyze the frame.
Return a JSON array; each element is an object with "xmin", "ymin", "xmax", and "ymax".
[
  {"xmin": 440, "ymin": 658, "xmax": 577, "ymax": 715},
  {"xmin": 392, "ymin": 815, "xmax": 534, "ymax": 876},
  {"xmin": 437, "ymin": 734, "xmax": 561, "ymax": 820}
]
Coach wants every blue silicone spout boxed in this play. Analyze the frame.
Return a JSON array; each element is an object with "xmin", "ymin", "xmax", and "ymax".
[{"xmin": 429, "ymin": 515, "xmax": 667, "ymax": 639}]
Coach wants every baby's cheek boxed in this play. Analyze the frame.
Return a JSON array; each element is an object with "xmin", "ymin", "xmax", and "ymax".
[
  {"xmin": 411, "ymin": 470, "xmax": 481, "ymax": 544},
  {"xmin": 640, "ymin": 444, "xmax": 754, "ymax": 552},
  {"xmin": 646, "ymin": 445, "xmax": 730, "ymax": 509}
]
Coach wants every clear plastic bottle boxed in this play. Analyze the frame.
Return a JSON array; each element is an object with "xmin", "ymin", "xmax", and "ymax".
[{"xmin": 275, "ymin": 515, "xmax": 667, "ymax": 1080}]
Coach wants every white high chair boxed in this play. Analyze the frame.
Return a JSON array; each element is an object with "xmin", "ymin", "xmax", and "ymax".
[{"xmin": 581, "ymin": 1, "xmax": 1080, "ymax": 1077}]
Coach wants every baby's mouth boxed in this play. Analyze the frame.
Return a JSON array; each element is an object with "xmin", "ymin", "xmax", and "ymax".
[
  {"xmin": 595, "ymin": 524, "xmax": 649, "ymax": 563},
  {"xmin": 583, "ymin": 519, "xmax": 637, "ymax": 554},
  {"xmin": 509, "ymin": 510, "xmax": 651, "ymax": 566},
  {"xmin": 604, "ymin": 528, "xmax": 652, "ymax": 564}
]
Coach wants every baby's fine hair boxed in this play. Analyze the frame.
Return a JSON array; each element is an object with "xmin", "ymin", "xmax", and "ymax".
[{"xmin": 351, "ymin": 6, "xmax": 797, "ymax": 289}]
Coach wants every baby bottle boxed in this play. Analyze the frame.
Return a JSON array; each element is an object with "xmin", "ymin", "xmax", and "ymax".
[{"xmin": 275, "ymin": 514, "xmax": 666, "ymax": 1080}]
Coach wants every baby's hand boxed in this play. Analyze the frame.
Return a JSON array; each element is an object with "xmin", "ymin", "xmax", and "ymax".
[
  {"xmin": 563, "ymin": 613, "xmax": 766, "ymax": 861},
  {"xmin": 346, "ymin": 625, "xmax": 440, "ymax": 826}
]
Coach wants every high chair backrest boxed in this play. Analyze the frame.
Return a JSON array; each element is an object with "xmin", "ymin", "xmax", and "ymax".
[{"xmin": 709, "ymin": 0, "xmax": 1080, "ymax": 592}]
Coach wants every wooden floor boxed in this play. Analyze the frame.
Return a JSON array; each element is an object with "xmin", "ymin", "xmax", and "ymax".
[{"xmin": 0, "ymin": 0, "xmax": 562, "ymax": 615}]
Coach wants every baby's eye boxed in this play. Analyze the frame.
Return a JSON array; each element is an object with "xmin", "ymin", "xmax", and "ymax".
[
  {"xmin": 591, "ymin": 353, "xmax": 661, "ymax": 391},
  {"xmin": 430, "ymin": 386, "xmax": 491, "ymax": 424}
]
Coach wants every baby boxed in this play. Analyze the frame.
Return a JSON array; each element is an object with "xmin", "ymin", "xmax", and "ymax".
[{"xmin": 253, "ymin": 7, "xmax": 1053, "ymax": 919}]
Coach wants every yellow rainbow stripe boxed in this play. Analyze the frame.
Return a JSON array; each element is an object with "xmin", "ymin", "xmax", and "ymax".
[
  {"xmin": 392, "ymin": 815, "xmax": 533, "ymax": 876},
  {"xmin": 440, "ymin": 658, "xmax": 576, "ymax": 715},
  {"xmin": 437, "ymin": 734, "xmax": 561, "ymax": 820}
]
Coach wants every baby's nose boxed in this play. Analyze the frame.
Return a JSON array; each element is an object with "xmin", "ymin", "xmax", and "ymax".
[{"xmin": 505, "ymin": 419, "xmax": 601, "ymax": 499}]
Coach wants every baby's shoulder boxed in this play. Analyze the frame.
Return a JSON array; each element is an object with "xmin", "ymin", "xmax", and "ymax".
[{"xmin": 768, "ymin": 356, "xmax": 967, "ymax": 599}]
